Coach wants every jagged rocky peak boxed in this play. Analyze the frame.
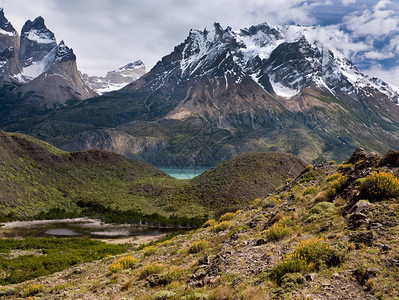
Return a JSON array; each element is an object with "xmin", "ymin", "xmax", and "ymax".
[
  {"xmin": 240, "ymin": 22, "xmax": 283, "ymax": 41},
  {"xmin": 19, "ymin": 16, "xmax": 57, "ymax": 62},
  {"xmin": 0, "ymin": 8, "xmax": 20, "ymax": 83},
  {"xmin": 0, "ymin": 8, "xmax": 17, "ymax": 34},
  {"xmin": 83, "ymin": 60, "xmax": 146, "ymax": 94},
  {"xmin": 55, "ymin": 40, "xmax": 76, "ymax": 62}
]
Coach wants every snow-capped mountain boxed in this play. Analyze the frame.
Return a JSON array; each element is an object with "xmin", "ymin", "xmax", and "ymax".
[
  {"xmin": 82, "ymin": 61, "xmax": 146, "ymax": 94},
  {"xmin": 18, "ymin": 16, "xmax": 57, "ymax": 81},
  {"xmin": 18, "ymin": 40, "xmax": 97, "ymax": 108},
  {"xmin": 3, "ymin": 20, "xmax": 399, "ymax": 166},
  {"xmin": 0, "ymin": 9, "xmax": 96, "ymax": 110},
  {"xmin": 127, "ymin": 22, "xmax": 399, "ymax": 109},
  {"xmin": 58, "ymin": 22, "xmax": 399, "ymax": 165}
]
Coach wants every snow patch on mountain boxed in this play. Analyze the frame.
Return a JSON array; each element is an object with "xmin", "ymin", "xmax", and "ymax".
[
  {"xmin": 270, "ymin": 80, "xmax": 299, "ymax": 98},
  {"xmin": 26, "ymin": 29, "xmax": 54, "ymax": 44},
  {"xmin": 21, "ymin": 46, "xmax": 57, "ymax": 80},
  {"xmin": 0, "ymin": 28, "xmax": 14, "ymax": 36}
]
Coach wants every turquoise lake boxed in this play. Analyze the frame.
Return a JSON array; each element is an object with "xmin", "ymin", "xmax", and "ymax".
[{"xmin": 158, "ymin": 167, "xmax": 212, "ymax": 179}]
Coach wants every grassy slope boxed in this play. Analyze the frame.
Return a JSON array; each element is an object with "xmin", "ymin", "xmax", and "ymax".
[
  {"xmin": 0, "ymin": 130, "xmax": 306, "ymax": 221},
  {"xmin": 0, "ymin": 130, "xmax": 200, "ymax": 220},
  {"xmin": 6, "ymin": 151, "xmax": 399, "ymax": 299}
]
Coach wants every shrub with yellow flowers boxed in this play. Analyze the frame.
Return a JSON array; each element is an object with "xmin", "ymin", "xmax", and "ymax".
[
  {"xmin": 359, "ymin": 172, "xmax": 399, "ymax": 201},
  {"xmin": 264, "ymin": 217, "xmax": 294, "ymax": 241},
  {"xmin": 219, "ymin": 212, "xmax": 236, "ymax": 222},
  {"xmin": 324, "ymin": 173, "xmax": 347, "ymax": 199},
  {"xmin": 271, "ymin": 237, "xmax": 331, "ymax": 284},
  {"xmin": 108, "ymin": 256, "xmax": 139, "ymax": 273}
]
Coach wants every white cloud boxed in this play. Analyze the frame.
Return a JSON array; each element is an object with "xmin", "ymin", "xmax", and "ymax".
[
  {"xmin": 374, "ymin": 0, "xmax": 390, "ymax": 10},
  {"xmin": 343, "ymin": 0, "xmax": 399, "ymax": 38},
  {"xmin": 363, "ymin": 50, "xmax": 395, "ymax": 59},
  {"xmin": 341, "ymin": 0, "xmax": 357, "ymax": 5}
]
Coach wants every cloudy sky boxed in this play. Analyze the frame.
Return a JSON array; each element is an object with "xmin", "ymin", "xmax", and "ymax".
[{"xmin": 1, "ymin": 0, "xmax": 399, "ymax": 85}]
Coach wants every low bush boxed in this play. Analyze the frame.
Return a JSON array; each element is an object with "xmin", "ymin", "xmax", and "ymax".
[
  {"xmin": 271, "ymin": 253, "xmax": 308, "ymax": 284},
  {"xmin": 338, "ymin": 163, "xmax": 353, "ymax": 171},
  {"xmin": 304, "ymin": 165, "xmax": 314, "ymax": 172},
  {"xmin": 109, "ymin": 256, "xmax": 139, "ymax": 273},
  {"xmin": 271, "ymin": 237, "xmax": 331, "ymax": 283},
  {"xmin": 309, "ymin": 202, "xmax": 336, "ymax": 215},
  {"xmin": 209, "ymin": 221, "xmax": 233, "ymax": 232},
  {"xmin": 219, "ymin": 212, "xmax": 236, "ymax": 222},
  {"xmin": 187, "ymin": 240, "xmax": 209, "ymax": 254},
  {"xmin": 138, "ymin": 263, "xmax": 164, "ymax": 279},
  {"xmin": 202, "ymin": 219, "xmax": 217, "ymax": 228},
  {"xmin": 264, "ymin": 217, "xmax": 294, "ymax": 241},
  {"xmin": 143, "ymin": 246, "xmax": 156, "ymax": 257},
  {"xmin": 23, "ymin": 284, "xmax": 45, "ymax": 297},
  {"xmin": 302, "ymin": 186, "xmax": 318, "ymax": 196},
  {"xmin": 359, "ymin": 172, "xmax": 399, "ymax": 201}
]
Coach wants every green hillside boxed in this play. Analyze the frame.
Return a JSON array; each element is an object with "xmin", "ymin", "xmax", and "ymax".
[{"xmin": 0, "ymin": 130, "xmax": 306, "ymax": 224}]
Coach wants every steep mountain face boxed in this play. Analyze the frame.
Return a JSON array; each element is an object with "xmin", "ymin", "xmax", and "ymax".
[
  {"xmin": 3, "ymin": 22, "xmax": 399, "ymax": 166},
  {"xmin": 18, "ymin": 41, "xmax": 97, "ymax": 108},
  {"xmin": 0, "ymin": 10, "xmax": 96, "ymax": 117},
  {"xmin": 82, "ymin": 61, "xmax": 146, "ymax": 94},
  {"xmin": 0, "ymin": 8, "xmax": 20, "ymax": 82},
  {"xmin": 18, "ymin": 16, "xmax": 57, "ymax": 81}
]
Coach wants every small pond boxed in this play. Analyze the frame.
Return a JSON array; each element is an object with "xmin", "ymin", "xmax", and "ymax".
[
  {"xmin": 0, "ymin": 218, "xmax": 174, "ymax": 239},
  {"xmin": 158, "ymin": 167, "xmax": 212, "ymax": 179}
]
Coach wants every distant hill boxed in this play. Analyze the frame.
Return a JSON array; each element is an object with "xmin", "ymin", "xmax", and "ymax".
[{"xmin": 0, "ymin": 130, "xmax": 306, "ymax": 221}]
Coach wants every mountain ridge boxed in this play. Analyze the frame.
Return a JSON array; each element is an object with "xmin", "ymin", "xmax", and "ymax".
[
  {"xmin": 39, "ymin": 22, "xmax": 399, "ymax": 165},
  {"xmin": 1, "ymin": 20, "xmax": 399, "ymax": 166}
]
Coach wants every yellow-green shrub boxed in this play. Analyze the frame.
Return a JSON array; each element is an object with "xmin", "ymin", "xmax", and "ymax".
[
  {"xmin": 187, "ymin": 240, "xmax": 209, "ymax": 254},
  {"xmin": 271, "ymin": 253, "xmax": 308, "ymax": 284},
  {"xmin": 360, "ymin": 172, "xmax": 399, "ymax": 201},
  {"xmin": 138, "ymin": 263, "xmax": 164, "ymax": 279},
  {"xmin": 338, "ymin": 163, "xmax": 353, "ymax": 171},
  {"xmin": 264, "ymin": 217, "xmax": 294, "ymax": 241},
  {"xmin": 143, "ymin": 246, "xmax": 156, "ymax": 257},
  {"xmin": 209, "ymin": 221, "xmax": 233, "ymax": 232},
  {"xmin": 271, "ymin": 237, "xmax": 331, "ymax": 283},
  {"xmin": 326, "ymin": 172, "xmax": 345, "ymax": 183},
  {"xmin": 304, "ymin": 164, "xmax": 314, "ymax": 172},
  {"xmin": 23, "ymin": 284, "xmax": 45, "ymax": 297},
  {"xmin": 328, "ymin": 160, "xmax": 336, "ymax": 165},
  {"xmin": 293, "ymin": 237, "xmax": 331, "ymax": 262},
  {"xmin": 302, "ymin": 186, "xmax": 318, "ymax": 196},
  {"xmin": 202, "ymin": 219, "xmax": 217, "ymax": 228},
  {"xmin": 162, "ymin": 266, "xmax": 184, "ymax": 282},
  {"xmin": 109, "ymin": 256, "xmax": 139, "ymax": 273},
  {"xmin": 219, "ymin": 212, "xmax": 236, "ymax": 222}
]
